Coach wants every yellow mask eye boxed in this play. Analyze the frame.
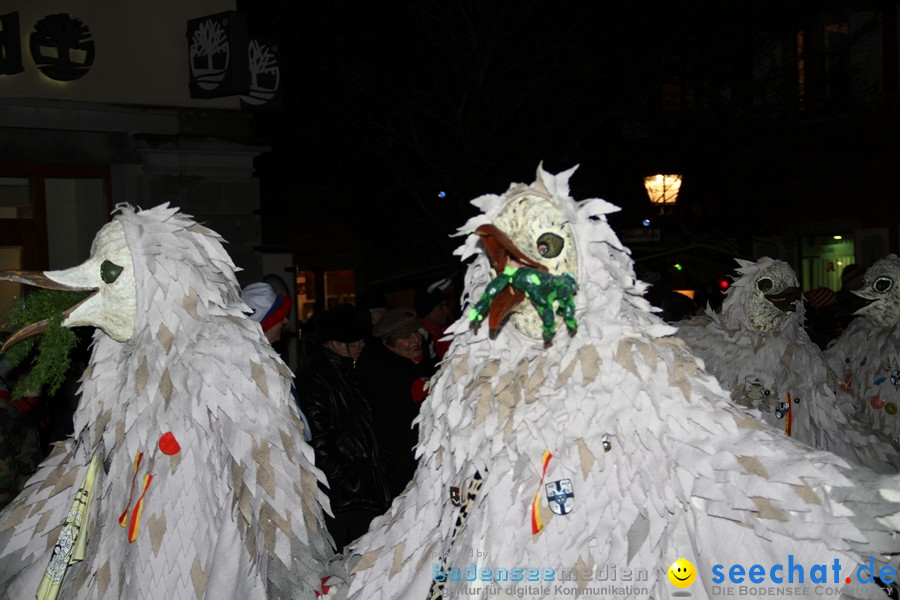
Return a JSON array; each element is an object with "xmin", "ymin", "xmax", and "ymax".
[{"xmin": 101, "ymin": 260, "xmax": 123, "ymax": 284}]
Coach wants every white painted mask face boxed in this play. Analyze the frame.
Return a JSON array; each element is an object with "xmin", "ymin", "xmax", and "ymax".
[
  {"xmin": 747, "ymin": 264, "xmax": 800, "ymax": 332},
  {"xmin": 490, "ymin": 193, "xmax": 578, "ymax": 339},
  {"xmin": 46, "ymin": 220, "xmax": 137, "ymax": 341},
  {"xmin": 852, "ymin": 258, "xmax": 900, "ymax": 329}
]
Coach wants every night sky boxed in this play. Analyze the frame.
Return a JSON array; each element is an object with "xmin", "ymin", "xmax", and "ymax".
[{"xmin": 237, "ymin": 0, "xmax": 897, "ymax": 292}]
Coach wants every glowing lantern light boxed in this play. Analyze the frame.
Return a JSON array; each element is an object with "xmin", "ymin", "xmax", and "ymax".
[{"xmin": 643, "ymin": 174, "xmax": 682, "ymax": 214}]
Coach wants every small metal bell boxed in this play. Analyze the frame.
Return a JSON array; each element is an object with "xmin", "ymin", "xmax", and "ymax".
[{"xmin": 601, "ymin": 435, "xmax": 612, "ymax": 452}]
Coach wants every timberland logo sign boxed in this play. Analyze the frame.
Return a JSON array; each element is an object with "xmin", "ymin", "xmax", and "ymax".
[
  {"xmin": 187, "ymin": 11, "xmax": 248, "ymax": 98},
  {"xmin": 240, "ymin": 38, "xmax": 281, "ymax": 109},
  {"xmin": 0, "ymin": 11, "xmax": 94, "ymax": 81},
  {"xmin": 186, "ymin": 11, "xmax": 281, "ymax": 109}
]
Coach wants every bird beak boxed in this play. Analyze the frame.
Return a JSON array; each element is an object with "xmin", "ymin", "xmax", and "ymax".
[
  {"xmin": 474, "ymin": 224, "xmax": 548, "ymax": 330},
  {"xmin": 833, "ymin": 288, "xmax": 875, "ymax": 317},
  {"xmin": 765, "ymin": 286, "xmax": 801, "ymax": 313},
  {"xmin": 475, "ymin": 224, "xmax": 546, "ymax": 273},
  {"xmin": 0, "ymin": 270, "xmax": 98, "ymax": 351}
]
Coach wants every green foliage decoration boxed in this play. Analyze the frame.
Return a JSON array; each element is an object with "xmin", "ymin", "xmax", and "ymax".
[{"xmin": 3, "ymin": 290, "xmax": 91, "ymax": 399}]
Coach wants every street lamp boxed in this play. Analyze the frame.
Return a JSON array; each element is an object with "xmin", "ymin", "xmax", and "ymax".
[{"xmin": 643, "ymin": 173, "xmax": 682, "ymax": 215}]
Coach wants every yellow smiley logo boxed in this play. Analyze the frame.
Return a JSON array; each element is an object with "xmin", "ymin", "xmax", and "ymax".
[{"xmin": 668, "ymin": 558, "xmax": 697, "ymax": 588}]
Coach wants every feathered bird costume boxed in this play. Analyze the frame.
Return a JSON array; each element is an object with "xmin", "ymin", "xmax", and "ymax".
[
  {"xmin": 0, "ymin": 204, "xmax": 335, "ymax": 599},
  {"xmin": 677, "ymin": 257, "xmax": 899, "ymax": 473},
  {"xmin": 346, "ymin": 165, "xmax": 900, "ymax": 600},
  {"xmin": 826, "ymin": 255, "xmax": 900, "ymax": 443}
]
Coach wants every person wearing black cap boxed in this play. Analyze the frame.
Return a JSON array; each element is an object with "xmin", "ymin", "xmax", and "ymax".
[
  {"xmin": 295, "ymin": 304, "xmax": 391, "ymax": 550},
  {"xmin": 357, "ymin": 307, "xmax": 439, "ymax": 499}
]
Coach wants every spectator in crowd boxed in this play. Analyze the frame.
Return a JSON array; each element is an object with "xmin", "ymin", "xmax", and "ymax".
[
  {"xmin": 804, "ymin": 285, "xmax": 839, "ymax": 350},
  {"xmin": 660, "ymin": 290, "xmax": 699, "ymax": 323},
  {"xmin": 805, "ymin": 263, "xmax": 867, "ymax": 349},
  {"xmin": 242, "ymin": 281, "xmax": 292, "ymax": 344},
  {"xmin": 840, "ymin": 263, "xmax": 866, "ymax": 292},
  {"xmin": 415, "ymin": 277, "xmax": 455, "ymax": 360},
  {"xmin": 358, "ymin": 307, "xmax": 438, "ymax": 499},
  {"xmin": 242, "ymin": 282, "xmax": 311, "ymax": 441},
  {"xmin": 297, "ymin": 304, "xmax": 391, "ymax": 550}
]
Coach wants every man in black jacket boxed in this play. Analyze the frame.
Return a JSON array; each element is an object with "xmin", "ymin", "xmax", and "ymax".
[{"xmin": 296, "ymin": 304, "xmax": 391, "ymax": 551}]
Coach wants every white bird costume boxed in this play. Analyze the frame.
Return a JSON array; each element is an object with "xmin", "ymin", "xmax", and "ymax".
[
  {"xmin": 826, "ymin": 255, "xmax": 900, "ymax": 443},
  {"xmin": 0, "ymin": 204, "xmax": 336, "ymax": 599},
  {"xmin": 677, "ymin": 257, "xmax": 899, "ymax": 473},
  {"xmin": 346, "ymin": 165, "xmax": 900, "ymax": 600}
]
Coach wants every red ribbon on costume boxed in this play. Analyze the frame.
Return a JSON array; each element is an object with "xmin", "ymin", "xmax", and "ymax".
[
  {"xmin": 119, "ymin": 451, "xmax": 153, "ymax": 542},
  {"xmin": 785, "ymin": 393, "xmax": 792, "ymax": 437},
  {"xmin": 531, "ymin": 450, "xmax": 553, "ymax": 535},
  {"xmin": 841, "ymin": 373, "xmax": 852, "ymax": 393},
  {"xmin": 127, "ymin": 474, "xmax": 153, "ymax": 543}
]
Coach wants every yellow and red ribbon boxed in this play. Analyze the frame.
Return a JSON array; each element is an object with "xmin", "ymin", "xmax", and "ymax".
[
  {"xmin": 531, "ymin": 449, "xmax": 553, "ymax": 535},
  {"xmin": 119, "ymin": 452, "xmax": 143, "ymax": 527},
  {"xmin": 841, "ymin": 373, "xmax": 852, "ymax": 393},
  {"xmin": 127, "ymin": 474, "xmax": 153, "ymax": 543},
  {"xmin": 785, "ymin": 393, "xmax": 792, "ymax": 437},
  {"xmin": 119, "ymin": 452, "xmax": 152, "ymax": 542}
]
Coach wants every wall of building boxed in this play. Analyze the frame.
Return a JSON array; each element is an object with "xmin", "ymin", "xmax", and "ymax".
[{"xmin": 0, "ymin": 0, "xmax": 269, "ymax": 282}]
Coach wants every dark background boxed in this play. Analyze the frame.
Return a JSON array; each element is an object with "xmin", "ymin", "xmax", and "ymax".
[{"xmin": 237, "ymin": 0, "xmax": 900, "ymax": 298}]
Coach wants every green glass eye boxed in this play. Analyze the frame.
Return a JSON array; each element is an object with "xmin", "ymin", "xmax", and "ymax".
[
  {"xmin": 101, "ymin": 260, "xmax": 123, "ymax": 284},
  {"xmin": 536, "ymin": 232, "xmax": 564, "ymax": 258},
  {"xmin": 756, "ymin": 277, "xmax": 773, "ymax": 292}
]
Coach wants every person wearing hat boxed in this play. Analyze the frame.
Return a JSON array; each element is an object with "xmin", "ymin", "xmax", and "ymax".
[
  {"xmin": 840, "ymin": 263, "xmax": 866, "ymax": 292},
  {"xmin": 295, "ymin": 304, "xmax": 391, "ymax": 551},
  {"xmin": 241, "ymin": 282, "xmax": 312, "ymax": 442},
  {"xmin": 415, "ymin": 278, "xmax": 455, "ymax": 360},
  {"xmin": 242, "ymin": 282, "xmax": 293, "ymax": 344},
  {"xmin": 357, "ymin": 307, "xmax": 439, "ymax": 499}
]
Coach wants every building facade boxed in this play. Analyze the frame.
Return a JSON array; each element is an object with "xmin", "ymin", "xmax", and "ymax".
[{"xmin": 0, "ymin": 1, "xmax": 275, "ymax": 316}]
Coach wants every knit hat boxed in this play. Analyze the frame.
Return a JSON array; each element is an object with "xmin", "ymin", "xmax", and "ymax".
[
  {"xmin": 314, "ymin": 304, "xmax": 370, "ymax": 343},
  {"xmin": 242, "ymin": 282, "xmax": 292, "ymax": 332},
  {"xmin": 372, "ymin": 307, "xmax": 420, "ymax": 341}
]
